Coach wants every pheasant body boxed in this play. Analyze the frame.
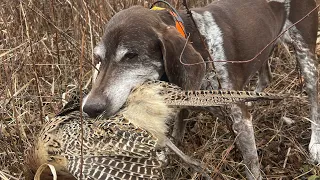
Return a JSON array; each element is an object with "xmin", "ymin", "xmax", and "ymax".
[
  {"xmin": 26, "ymin": 81, "xmax": 285, "ymax": 179},
  {"xmin": 30, "ymin": 111, "xmax": 162, "ymax": 179}
]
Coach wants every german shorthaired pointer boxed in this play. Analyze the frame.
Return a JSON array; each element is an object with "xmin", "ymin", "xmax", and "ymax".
[{"xmin": 83, "ymin": 0, "xmax": 318, "ymax": 179}]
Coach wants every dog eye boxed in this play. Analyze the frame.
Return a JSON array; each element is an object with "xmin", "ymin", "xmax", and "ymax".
[{"xmin": 125, "ymin": 52, "xmax": 138, "ymax": 59}]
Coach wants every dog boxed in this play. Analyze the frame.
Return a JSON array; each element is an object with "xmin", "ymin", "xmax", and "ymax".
[{"xmin": 82, "ymin": 0, "xmax": 318, "ymax": 179}]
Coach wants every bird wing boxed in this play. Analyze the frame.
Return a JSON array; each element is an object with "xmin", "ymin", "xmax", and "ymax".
[
  {"xmin": 53, "ymin": 114, "xmax": 163, "ymax": 179},
  {"xmin": 66, "ymin": 154, "xmax": 161, "ymax": 180}
]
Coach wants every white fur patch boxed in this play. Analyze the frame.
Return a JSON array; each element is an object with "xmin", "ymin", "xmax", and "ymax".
[
  {"xmin": 309, "ymin": 130, "xmax": 320, "ymax": 162},
  {"xmin": 114, "ymin": 46, "xmax": 128, "ymax": 62},
  {"xmin": 192, "ymin": 11, "xmax": 232, "ymax": 89},
  {"xmin": 93, "ymin": 44, "xmax": 106, "ymax": 60},
  {"xmin": 92, "ymin": 62, "xmax": 101, "ymax": 84},
  {"xmin": 81, "ymin": 95, "xmax": 88, "ymax": 111},
  {"xmin": 284, "ymin": 0, "xmax": 291, "ymax": 14},
  {"xmin": 280, "ymin": 20, "xmax": 294, "ymax": 43}
]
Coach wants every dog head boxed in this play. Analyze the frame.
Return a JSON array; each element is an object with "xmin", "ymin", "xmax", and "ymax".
[{"xmin": 83, "ymin": 6, "xmax": 205, "ymax": 117}]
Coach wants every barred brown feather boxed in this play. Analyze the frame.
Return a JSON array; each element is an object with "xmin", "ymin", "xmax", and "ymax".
[{"xmin": 26, "ymin": 81, "xmax": 285, "ymax": 179}]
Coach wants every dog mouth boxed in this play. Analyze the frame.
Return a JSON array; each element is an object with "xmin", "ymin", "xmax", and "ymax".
[{"xmin": 83, "ymin": 65, "xmax": 163, "ymax": 118}]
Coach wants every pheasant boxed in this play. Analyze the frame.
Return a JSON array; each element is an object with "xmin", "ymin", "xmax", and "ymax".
[{"xmin": 25, "ymin": 81, "xmax": 284, "ymax": 180}]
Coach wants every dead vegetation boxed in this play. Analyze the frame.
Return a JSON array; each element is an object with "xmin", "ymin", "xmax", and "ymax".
[{"xmin": 0, "ymin": 0, "xmax": 319, "ymax": 179}]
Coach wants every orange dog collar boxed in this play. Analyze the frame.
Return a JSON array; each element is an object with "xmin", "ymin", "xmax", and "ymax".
[{"xmin": 150, "ymin": 3, "xmax": 187, "ymax": 38}]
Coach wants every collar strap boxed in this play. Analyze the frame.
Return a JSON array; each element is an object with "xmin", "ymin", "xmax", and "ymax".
[{"xmin": 150, "ymin": 1, "xmax": 187, "ymax": 38}]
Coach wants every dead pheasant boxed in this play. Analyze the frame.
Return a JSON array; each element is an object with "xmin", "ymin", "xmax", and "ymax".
[{"xmin": 25, "ymin": 81, "xmax": 284, "ymax": 180}]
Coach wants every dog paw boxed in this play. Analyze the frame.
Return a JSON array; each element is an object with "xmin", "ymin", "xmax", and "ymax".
[
  {"xmin": 309, "ymin": 143, "xmax": 320, "ymax": 163},
  {"xmin": 309, "ymin": 134, "xmax": 320, "ymax": 163}
]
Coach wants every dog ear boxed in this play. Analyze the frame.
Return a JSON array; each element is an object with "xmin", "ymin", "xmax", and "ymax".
[{"xmin": 159, "ymin": 26, "xmax": 206, "ymax": 90}]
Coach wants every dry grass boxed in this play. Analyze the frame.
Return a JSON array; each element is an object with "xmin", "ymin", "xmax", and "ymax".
[{"xmin": 0, "ymin": 0, "xmax": 319, "ymax": 179}]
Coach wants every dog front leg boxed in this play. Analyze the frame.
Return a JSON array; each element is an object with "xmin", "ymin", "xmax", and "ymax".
[
  {"xmin": 291, "ymin": 34, "xmax": 319, "ymax": 162},
  {"xmin": 230, "ymin": 104, "xmax": 261, "ymax": 180},
  {"xmin": 297, "ymin": 51, "xmax": 319, "ymax": 163}
]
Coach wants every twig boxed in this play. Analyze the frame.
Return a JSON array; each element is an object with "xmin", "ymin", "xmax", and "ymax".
[{"xmin": 283, "ymin": 147, "xmax": 291, "ymax": 168}]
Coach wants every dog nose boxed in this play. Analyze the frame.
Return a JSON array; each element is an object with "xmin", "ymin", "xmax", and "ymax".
[{"xmin": 82, "ymin": 96, "xmax": 107, "ymax": 118}]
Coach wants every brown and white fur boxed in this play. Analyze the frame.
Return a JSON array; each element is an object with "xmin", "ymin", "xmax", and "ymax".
[{"xmin": 82, "ymin": 0, "xmax": 318, "ymax": 179}]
